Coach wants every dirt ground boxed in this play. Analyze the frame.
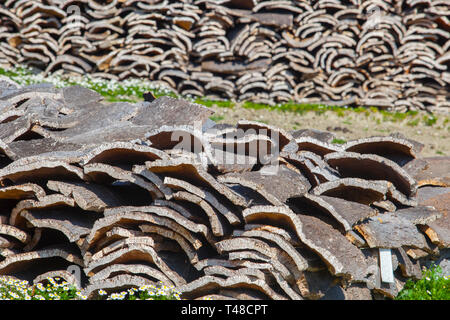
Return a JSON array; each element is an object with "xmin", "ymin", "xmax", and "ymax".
[{"xmin": 209, "ymin": 103, "xmax": 450, "ymax": 157}]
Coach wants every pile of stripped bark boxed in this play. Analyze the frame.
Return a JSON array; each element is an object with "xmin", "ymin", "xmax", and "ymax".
[
  {"xmin": 0, "ymin": 78, "xmax": 449, "ymax": 300},
  {"xmin": 0, "ymin": 0, "xmax": 449, "ymax": 112}
]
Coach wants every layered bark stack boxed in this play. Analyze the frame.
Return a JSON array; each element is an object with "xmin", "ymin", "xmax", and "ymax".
[
  {"xmin": 1, "ymin": 80, "xmax": 449, "ymax": 300},
  {"xmin": 0, "ymin": 0, "xmax": 449, "ymax": 111}
]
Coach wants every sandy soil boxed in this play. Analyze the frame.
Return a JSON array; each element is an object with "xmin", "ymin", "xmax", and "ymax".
[{"xmin": 209, "ymin": 103, "xmax": 450, "ymax": 157}]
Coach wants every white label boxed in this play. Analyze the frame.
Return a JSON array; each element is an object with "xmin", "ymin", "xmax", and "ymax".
[{"xmin": 379, "ymin": 248, "xmax": 395, "ymax": 283}]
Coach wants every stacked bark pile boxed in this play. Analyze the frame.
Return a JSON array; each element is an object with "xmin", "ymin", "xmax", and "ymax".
[
  {"xmin": 0, "ymin": 0, "xmax": 449, "ymax": 112},
  {"xmin": 1, "ymin": 80, "xmax": 449, "ymax": 300}
]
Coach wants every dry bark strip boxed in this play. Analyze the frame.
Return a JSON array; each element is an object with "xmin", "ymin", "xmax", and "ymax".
[
  {"xmin": 218, "ymin": 165, "xmax": 311, "ymax": 206},
  {"xmin": 324, "ymin": 152, "xmax": 417, "ymax": 197},
  {"xmin": 242, "ymin": 205, "xmax": 372, "ymax": 281}
]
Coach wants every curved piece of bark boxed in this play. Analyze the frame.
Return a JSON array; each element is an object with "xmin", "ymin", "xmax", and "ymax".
[
  {"xmin": 231, "ymin": 229, "xmax": 309, "ymax": 272},
  {"xmin": 83, "ymin": 274, "xmax": 155, "ymax": 299},
  {"xmin": 83, "ymin": 163, "xmax": 163, "ymax": 199},
  {"xmin": 22, "ymin": 228, "xmax": 42, "ymax": 252},
  {"xmin": 236, "ymin": 120, "xmax": 294, "ymax": 150},
  {"xmin": 0, "ymin": 159, "xmax": 86, "ymax": 184},
  {"xmin": 418, "ymin": 188, "xmax": 450, "ymax": 248},
  {"xmin": 139, "ymin": 224, "xmax": 199, "ymax": 264},
  {"xmin": 215, "ymin": 237, "xmax": 294, "ymax": 281},
  {"xmin": 47, "ymin": 180, "xmax": 124, "ymax": 212},
  {"xmin": 145, "ymin": 158, "xmax": 248, "ymax": 207},
  {"xmin": 33, "ymin": 270, "xmax": 81, "ymax": 289},
  {"xmin": 9, "ymin": 194, "xmax": 76, "ymax": 228},
  {"xmin": 172, "ymin": 191, "xmax": 227, "ymax": 237},
  {"xmin": 19, "ymin": 208, "xmax": 95, "ymax": 243},
  {"xmin": 0, "ymin": 224, "xmax": 30, "ymax": 244},
  {"xmin": 84, "ymin": 244, "xmax": 186, "ymax": 286},
  {"xmin": 218, "ymin": 165, "xmax": 311, "ymax": 206},
  {"xmin": 164, "ymin": 176, "xmax": 241, "ymax": 225},
  {"xmin": 144, "ymin": 125, "xmax": 209, "ymax": 154},
  {"xmin": 152, "ymin": 199, "xmax": 197, "ymax": 221},
  {"xmin": 281, "ymin": 151, "xmax": 340, "ymax": 186},
  {"xmin": 208, "ymin": 134, "xmax": 271, "ymax": 171},
  {"xmin": 132, "ymin": 165, "xmax": 173, "ymax": 200},
  {"xmin": 243, "ymin": 223, "xmax": 303, "ymax": 247},
  {"xmin": 292, "ymin": 194, "xmax": 378, "ymax": 232},
  {"xmin": 354, "ymin": 214, "xmax": 430, "ymax": 250},
  {"xmin": 0, "ymin": 183, "xmax": 46, "ymax": 200},
  {"xmin": 102, "ymin": 206, "xmax": 211, "ymax": 245},
  {"xmin": 312, "ymin": 178, "xmax": 388, "ymax": 205},
  {"xmin": 85, "ymin": 210, "xmax": 204, "ymax": 256},
  {"xmin": 243, "ymin": 206, "xmax": 371, "ymax": 281},
  {"xmin": 130, "ymin": 96, "xmax": 214, "ymax": 128},
  {"xmin": 88, "ymin": 263, "xmax": 174, "ymax": 286},
  {"xmin": 403, "ymin": 157, "xmax": 450, "ymax": 187},
  {"xmin": 202, "ymin": 265, "xmax": 268, "ymax": 282},
  {"xmin": 80, "ymin": 142, "xmax": 168, "ymax": 166},
  {"xmin": 324, "ymin": 151, "xmax": 417, "ymax": 198},
  {"xmin": 88, "ymin": 236, "xmax": 178, "ymax": 264},
  {"xmin": 295, "ymin": 137, "xmax": 344, "ymax": 157},
  {"xmin": 0, "ymin": 246, "xmax": 83, "ymax": 276},
  {"xmin": 178, "ymin": 275, "xmax": 288, "ymax": 300},
  {"xmin": 343, "ymin": 135, "xmax": 422, "ymax": 164},
  {"xmin": 6, "ymin": 138, "xmax": 82, "ymax": 161}
]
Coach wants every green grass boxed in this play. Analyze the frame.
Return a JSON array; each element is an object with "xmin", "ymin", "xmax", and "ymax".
[
  {"xmin": 395, "ymin": 264, "xmax": 450, "ymax": 300},
  {"xmin": 331, "ymin": 138, "xmax": 347, "ymax": 144}
]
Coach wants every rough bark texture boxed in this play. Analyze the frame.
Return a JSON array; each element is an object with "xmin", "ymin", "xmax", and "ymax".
[
  {"xmin": 0, "ymin": 82, "xmax": 448, "ymax": 299},
  {"xmin": 0, "ymin": 1, "xmax": 449, "ymax": 111}
]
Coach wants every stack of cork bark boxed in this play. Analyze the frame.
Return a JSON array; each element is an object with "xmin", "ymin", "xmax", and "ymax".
[{"xmin": 0, "ymin": 79, "xmax": 449, "ymax": 299}]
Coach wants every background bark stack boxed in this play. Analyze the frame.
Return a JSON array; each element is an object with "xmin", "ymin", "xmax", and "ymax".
[
  {"xmin": 0, "ymin": 80, "xmax": 449, "ymax": 300},
  {"xmin": 0, "ymin": 0, "xmax": 449, "ymax": 111}
]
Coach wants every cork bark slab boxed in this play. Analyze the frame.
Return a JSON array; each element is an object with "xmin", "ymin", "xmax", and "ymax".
[
  {"xmin": 325, "ymin": 151, "xmax": 417, "ymax": 198},
  {"xmin": 242, "ymin": 206, "xmax": 372, "ymax": 281},
  {"xmin": 83, "ymin": 244, "xmax": 187, "ymax": 286},
  {"xmin": 131, "ymin": 96, "xmax": 214, "ymax": 128},
  {"xmin": 83, "ymin": 163, "xmax": 163, "ymax": 199},
  {"xmin": 343, "ymin": 136, "xmax": 420, "ymax": 166},
  {"xmin": 88, "ymin": 263, "xmax": 174, "ymax": 286},
  {"xmin": 164, "ymin": 176, "xmax": 241, "ymax": 225},
  {"xmin": 178, "ymin": 275, "xmax": 288, "ymax": 300},
  {"xmin": 312, "ymin": 178, "xmax": 388, "ymax": 205},
  {"xmin": 80, "ymin": 141, "xmax": 168, "ymax": 167},
  {"xmin": 47, "ymin": 180, "xmax": 125, "ymax": 212},
  {"xmin": 0, "ymin": 183, "xmax": 46, "ymax": 200},
  {"xmin": 291, "ymin": 193, "xmax": 378, "ymax": 232},
  {"xmin": 355, "ymin": 214, "xmax": 429, "ymax": 249},
  {"xmin": 403, "ymin": 157, "xmax": 450, "ymax": 187},
  {"xmin": 418, "ymin": 189, "xmax": 450, "ymax": 248},
  {"xmin": 145, "ymin": 158, "xmax": 248, "ymax": 207},
  {"xmin": 218, "ymin": 165, "xmax": 311, "ymax": 206},
  {"xmin": 295, "ymin": 137, "xmax": 343, "ymax": 157},
  {"xmin": 0, "ymin": 159, "xmax": 86, "ymax": 184}
]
